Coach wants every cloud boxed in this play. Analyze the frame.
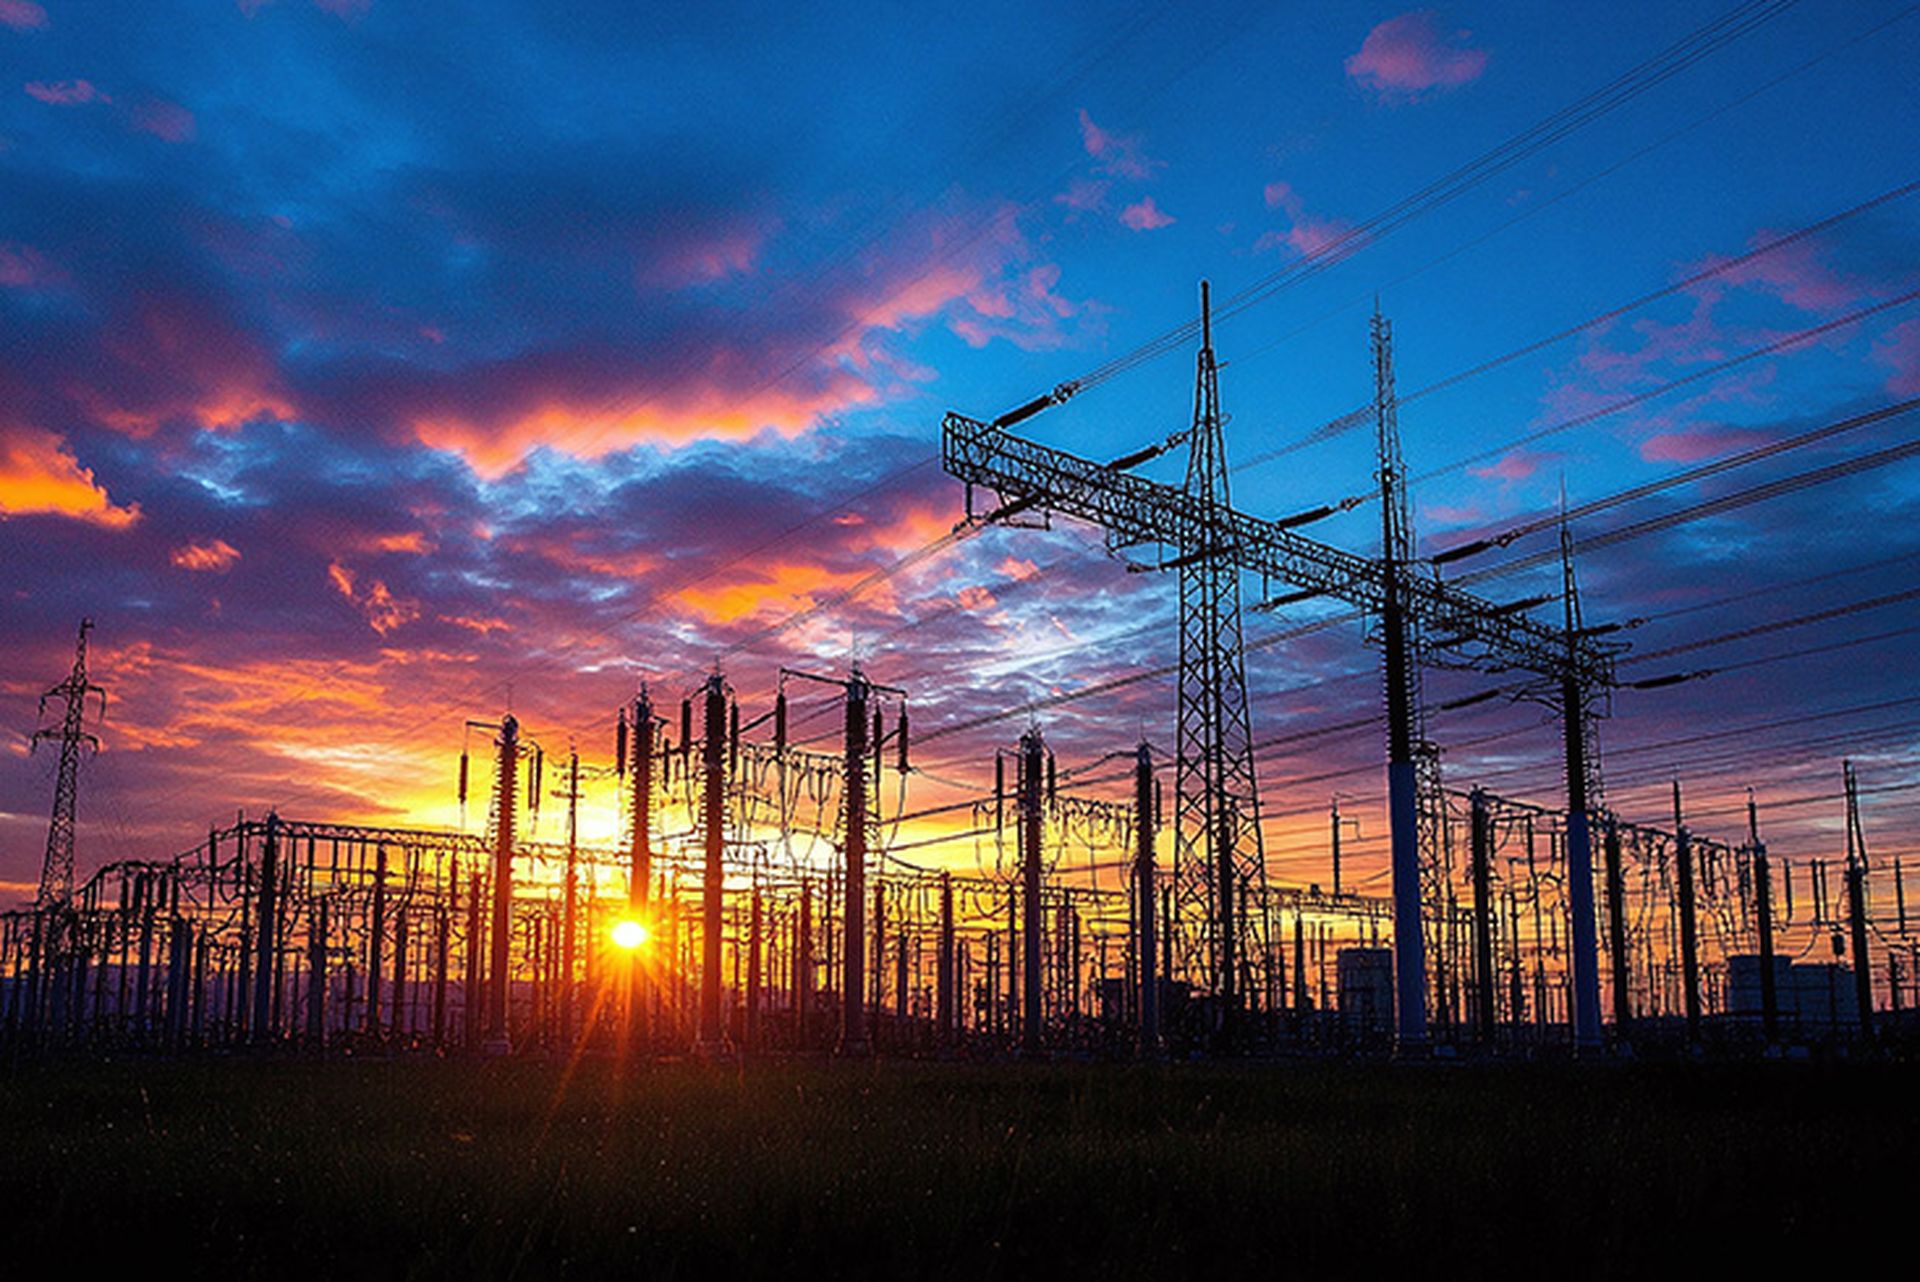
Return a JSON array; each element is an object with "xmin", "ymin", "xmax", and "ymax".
[
  {"xmin": 0, "ymin": 242, "xmax": 59, "ymax": 288},
  {"xmin": 131, "ymin": 97, "xmax": 196, "ymax": 144},
  {"xmin": 1119, "ymin": 196, "xmax": 1175, "ymax": 231},
  {"xmin": 1345, "ymin": 10, "xmax": 1488, "ymax": 100},
  {"xmin": 1256, "ymin": 181, "xmax": 1353, "ymax": 257},
  {"xmin": 1054, "ymin": 178, "xmax": 1109, "ymax": 216},
  {"xmin": 1469, "ymin": 448, "xmax": 1557, "ymax": 484},
  {"xmin": 1872, "ymin": 318, "xmax": 1920, "ymax": 395},
  {"xmin": 327, "ymin": 560, "xmax": 420, "ymax": 635},
  {"xmin": 1076, "ymin": 108, "xmax": 1162, "ymax": 181},
  {"xmin": 24, "ymin": 79, "xmax": 108, "ymax": 105},
  {"xmin": 0, "ymin": 2, "xmax": 47, "ymax": 31},
  {"xmin": 0, "ymin": 424, "xmax": 140, "ymax": 527},
  {"xmin": 639, "ymin": 229, "xmax": 761, "ymax": 289},
  {"xmin": 170, "ymin": 539, "xmax": 242, "ymax": 572},
  {"xmin": 74, "ymin": 286, "xmax": 295, "ymax": 437},
  {"xmin": 1638, "ymin": 426, "xmax": 1773, "ymax": 464}
]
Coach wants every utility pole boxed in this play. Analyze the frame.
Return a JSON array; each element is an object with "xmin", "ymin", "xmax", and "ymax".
[
  {"xmin": 557, "ymin": 748, "xmax": 581, "ymax": 1048},
  {"xmin": 937, "ymin": 872, "xmax": 956, "ymax": 1046},
  {"xmin": 1673, "ymin": 782, "xmax": 1701, "ymax": 1045},
  {"xmin": 1844, "ymin": 761, "xmax": 1874, "ymax": 1041},
  {"xmin": 772, "ymin": 665, "xmax": 905, "ymax": 1056},
  {"xmin": 1373, "ymin": 310, "xmax": 1428, "ymax": 1054},
  {"xmin": 841, "ymin": 669, "xmax": 871, "ymax": 1056},
  {"xmin": 1020, "ymin": 728, "xmax": 1046, "ymax": 1056},
  {"xmin": 1603, "ymin": 818, "xmax": 1631, "ymax": 1036},
  {"xmin": 250, "ymin": 811, "xmax": 280, "ymax": 1043},
  {"xmin": 1329, "ymin": 798, "xmax": 1360, "ymax": 899},
  {"xmin": 1748, "ymin": 791, "xmax": 1778, "ymax": 1046},
  {"xmin": 1557, "ymin": 520, "xmax": 1604, "ymax": 1054},
  {"xmin": 484, "ymin": 714, "xmax": 519, "ymax": 1055},
  {"xmin": 1135, "ymin": 742, "xmax": 1159, "ymax": 1053},
  {"xmin": 696, "ymin": 672, "xmax": 728, "ymax": 1056},
  {"xmin": 1470, "ymin": 789, "xmax": 1496, "ymax": 1045},
  {"xmin": 627, "ymin": 689, "xmax": 655, "ymax": 1051}
]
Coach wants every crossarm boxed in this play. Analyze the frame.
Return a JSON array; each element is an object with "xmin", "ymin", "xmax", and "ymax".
[{"xmin": 942, "ymin": 411, "xmax": 1613, "ymax": 685}]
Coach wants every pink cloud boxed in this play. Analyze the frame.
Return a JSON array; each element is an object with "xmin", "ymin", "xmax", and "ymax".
[
  {"xmin": 1346, "ymin": 10, "xmax": 1488, "ymax": 100},
  {"xmin": 0, "ymin": 1, "xmax": 47, "ymax": 31},
  {"xmin": 1077, "ymin": 108, "xmax": 1162, "ymax": 181},
  {"xmin": 1054, "ymin": 177, "xmax": 1110, "ymax": 215},
  {"xmin": 1638, "ymin": 426, "xmax": 1772, "ymax": 464},
  {"xmin": 131, "ymin": 97, "xmax": 195, "ymax": 143},
  {"xmin": 637, "ymin": 224, "xmax": 766, "ymax": 290},
  {"xmin": 1119, "ymin": 196, "xmax": 1175, "ymax": 231},
  {"xmin": 1469, "ymin": 448, "xmax": 1557, "ymax": 483},
  {"xmin": 0, "ymin": 242, "xmax": 59, "ymax": 288},
  {"xmin": 1697, "ymin": 233, "xmax": 1860, "ymax": 314},
  {"xmin": 24, "ymin": 79, "xmax": 107, "ymax": 105},
  {"xmin": 1255, "ymin": 181, "xmax": 1354, "ymax": 257},
  {"xmin": 239, "ymin": 0, "xmax": 369, "ymax": 19},
  {"xmin": 1875, "ymin": 318, "xmax": 1920, "ymax": 396}
]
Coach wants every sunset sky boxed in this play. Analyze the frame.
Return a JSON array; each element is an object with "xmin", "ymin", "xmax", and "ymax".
[{"xmin": 3, "ymin": 0, "xmax": 1918, "ymax": 904}]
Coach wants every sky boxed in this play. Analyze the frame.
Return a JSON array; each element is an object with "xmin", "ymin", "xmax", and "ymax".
[{"xmin": 2, "ymin": 0, "xmax": 1918, "ymax": 906}]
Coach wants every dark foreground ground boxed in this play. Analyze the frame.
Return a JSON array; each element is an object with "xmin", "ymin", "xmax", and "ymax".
[{"xmin": 0, "ymin": 1054, "xmax": 1909, "ymax": 1277}]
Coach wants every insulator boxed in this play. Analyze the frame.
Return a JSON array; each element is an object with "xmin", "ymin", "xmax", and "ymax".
[
  {"xmin": 872, "ymin": 707, "xmax": 884, "ymax": 786},
  {"xmin": 995, "ymin": 754, "xmax": 1005, "ymax": 818},
  {"xmin": 530, "ymin": 747, "xmax": 543, "ymax": 809},
  {"xmin": 775, "ymin": 691, "xmax": 788, "ymax": 753},
  {"xmin": 1047, "ymin": 752, "xmax": 1057, "ymax": 804},
  {"xmin": 1155, "ymin": 778, "xmax": 1163, "ymax": 830},
  {"xmin": 1432, "ymin": 537, "xmax": 1493, "ymax": 565},
  {"xmin": 730, "ymin": 700, "xmax": 741, "ymax": 773},
  {"xmin": 896, "ymin": 706, "xmax": 910, "ymax": 772},
  {"xmin": 680, "ymin": 698, "xmax": 692, "ymax": 752},
  {"xmin": 991, "ymin": 393, "xmax": 1054, "ymax": 429},
  {"xmin": 457, "ymin": 750, "xmax": 469, "ymax": 806},
  {"xmin": 616, "ymin": 710, "xmax": 628, "ymax": 778}
]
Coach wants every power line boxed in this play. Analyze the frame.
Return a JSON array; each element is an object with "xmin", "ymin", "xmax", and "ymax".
[
  {"xmin": 1059, "ymin": 0, "xmax": 1802, "ymax": 396},
  {"xmin": 1240, "ymin": 176, "xmax": 1920, "ymax": 471}
]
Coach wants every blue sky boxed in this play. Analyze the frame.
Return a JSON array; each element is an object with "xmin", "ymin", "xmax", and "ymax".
[{"xmin": 2, "ymin": 0, "xmax": 1917, "ymax": 897}]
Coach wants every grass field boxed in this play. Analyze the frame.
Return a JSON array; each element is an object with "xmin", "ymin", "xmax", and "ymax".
[{"xmin": 0, "ymin": 1054, "xmax": 1909, "ymax": 1277}]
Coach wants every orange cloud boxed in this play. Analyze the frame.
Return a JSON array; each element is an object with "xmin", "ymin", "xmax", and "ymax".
[
  {"xmin": 677, "ymin": 560, "xmax": 877, "ymax": 626},
  {"xmin": 345, "ymin": 530, "xmax": 433, "ymax": 555},
  {"xmin": 0, "ymin": 424, "xmax": 140, "ymax": 527},
  {"xmin": 327, "ymin": 560, "xmax": 420, "ymax": 635},
  {"xmin": 442, "ymin": 614, "xmax": 510, "ymax": 634},
  {"xmin": 170, "ymin": 538, "xmax": 240, "ymax": 571},
  {"xmin": 410, "ymin": 373, "xmax": 876, "ymax": 481}
]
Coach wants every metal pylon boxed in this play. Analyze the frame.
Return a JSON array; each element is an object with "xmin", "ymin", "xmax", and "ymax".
[
  {"xmin": 1172, "ymin": 282, "xmax": 1268, "ymax": 1019},
  {"xmin": 31, "ymin": 618, "xmax": 105, "ymax": 910}
]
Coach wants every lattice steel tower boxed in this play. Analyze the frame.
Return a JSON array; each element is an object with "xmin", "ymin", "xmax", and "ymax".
[
  {"xmin": 1173, "ymin": 281, "xmax": 1268, "ymax": 1021},
  {"xmin": 30, "ymin": 618, "xmax": 105, "ymax": 909}
]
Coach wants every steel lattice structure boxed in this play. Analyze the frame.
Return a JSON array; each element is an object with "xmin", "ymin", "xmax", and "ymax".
[
  {"xmin": 942, "ymin": 294, "xmax": 1624, "ymax": 1040},
  {"xmin": 29, "ymin": 617, "xmax": 105, "ymax": 910}
]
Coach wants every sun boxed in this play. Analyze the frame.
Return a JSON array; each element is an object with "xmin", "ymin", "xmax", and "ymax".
[{"xmin": 611, "ymin": 919, "xmax": 650, "ymax": 950}]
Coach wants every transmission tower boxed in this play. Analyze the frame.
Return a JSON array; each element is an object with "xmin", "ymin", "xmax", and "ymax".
[
  {"xmin": 944, "ymin": 295, "xmax": 1621, "ymax": 1044},
  {"xmin": 30, "ymin": 618, "xmax": 106, "ymax": 909},
  {"xmin": 1173, "ymin": 281, "xmax": 1268, "ymax": 1024}
]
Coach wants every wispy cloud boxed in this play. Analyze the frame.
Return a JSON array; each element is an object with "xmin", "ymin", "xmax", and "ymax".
[
  {"xmin": 1345, "ymin": 10, "xmax": 1488, "ymax": 101},
  {"xmin": 1119, "ymin": 196, "xmax": 1175, "ymax": 231}
]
